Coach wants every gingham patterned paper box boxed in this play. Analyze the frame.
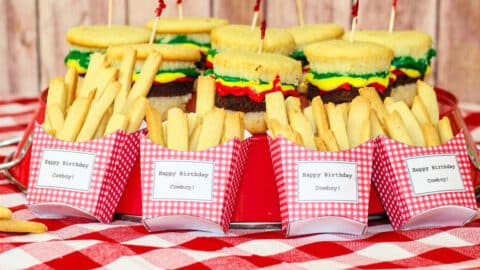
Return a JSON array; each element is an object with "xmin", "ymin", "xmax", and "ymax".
[
  {"xmin": 26, "ymin": 124, "xmax": 141, "ymax": 223},
  {"xmin": 269, "ymin": 136, "xmax": 374, "ymax": 237},
  {"xmin": 140, "ymin": 135, "xmax": 250, "ymax": 234},
  {"xmin": 372, "ymin": 131, "xmax": 478, "ymax": 231}
]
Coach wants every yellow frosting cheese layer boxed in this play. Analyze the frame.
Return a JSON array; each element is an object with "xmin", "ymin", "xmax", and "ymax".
[
  {"xmin": 133, "ymin": 72, "xmax": 189, "ymax": 84},
  {"xmin": 216, "ymin": 77, "xmax": 296, "ymax": 93},
  {"xmin": 305, "ymin": 73, "xmax": 389, "ymax": 91},
  {"xmin": 66, "ymin": 59, "xmax": 87, "ymax": 74}
]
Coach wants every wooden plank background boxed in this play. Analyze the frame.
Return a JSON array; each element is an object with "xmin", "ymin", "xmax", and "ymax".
[{"xmin": 1, "ymin": 0, "xmax": 479, "ymax": 103}]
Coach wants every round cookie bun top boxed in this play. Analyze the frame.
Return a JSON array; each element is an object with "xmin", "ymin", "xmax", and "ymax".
[
  {"xmin": 107, "ymin": 43, "xmax": 201, "ymax": 62},
  {"xmin": 213, "ymin": 49, "xmax": 302, "ymax": 85},
  {"xmin": 146, "ymin": 17, "xmax": 229, "ymax": 34},
  {"xmin": 304, "ymin": 39, "xmax": 394, "ymax": 74},
  {"xmin": 66, "ymin": 25, "xmax": 151, "ymax": 48},
  {"xmin": 287, "ymin": 24, "xmax": 344, "ymax": 48},
  {"xmin": 343, "ymin": 30, "xmax": 433, "ymax": 58},
  {"xmin": 211, "ymin": 24, "xmax": 296, "ymax": 56}
]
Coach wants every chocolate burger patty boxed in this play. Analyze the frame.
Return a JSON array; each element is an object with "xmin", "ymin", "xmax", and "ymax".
[
  {"xmin": 147, "ymin": 81, "xmax": 194, "ymax": 97},
  {"xmin": 307, "ymin": 84, "xmax": 391, "ymax": 104},
  {"xmin": 215, "ymin": 95, "xmax": 266, "ymax": 112},
  {"xmin": 391, "ymin": 74, "xmax": 424, "ymax": 88}
]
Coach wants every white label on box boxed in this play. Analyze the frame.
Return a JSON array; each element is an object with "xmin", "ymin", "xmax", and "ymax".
[
  {"xmin": 153, "ymin": 160, "xmax": 214, "ymax": 201},
  {"xmin": 297, "ymin": 161, "xmax": 358, "ymax": 202},
  {"xmin": 36, "ymin": 149, "xmax": 96, "ymax": 192},
  {"xmin": 405, "ymin": 154, "xmax": 465, "ymax": 195}
]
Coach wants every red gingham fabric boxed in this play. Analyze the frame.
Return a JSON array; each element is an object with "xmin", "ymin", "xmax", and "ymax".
[
  {"xmin": 269, "ymin": 136, "xmax": 374, "ymax": 236},
  {"xmin": 140, "ymin": 135, "xmax": 250, "ymax": 233},
  {"xmin": 26, "ymin": 124, "xmax": 141, "ymax": 223},
  {"xmin": 1, "ymin": 96, "xmax": 480, "ymax": 269},
  {"xmin": 372, "ymin": 132, "xmax": 478, "ymax": 230}
]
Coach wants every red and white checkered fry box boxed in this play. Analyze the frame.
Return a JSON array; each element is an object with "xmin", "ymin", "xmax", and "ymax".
[
  {"xmin": 269, "ymin": 136, "xmax": 374, "ymax": 237},
  {"xmin": 26, "ymin": 124, "xmax": 142, "ymax": 223},
  {"xmin": 140, "ymin": 135, "xmax": 250, "ymax": 234},
  {"xmin": 372, "ymin": 131, "xmax": 478, "ymax": 231}
]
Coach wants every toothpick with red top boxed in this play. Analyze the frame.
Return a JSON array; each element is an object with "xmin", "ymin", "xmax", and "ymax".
[
  {"xmin": 349, "ymin": 0, "xmax": 359, "ymax": 42},
  {"xmin": 257, "ymin": 20, "xmax": 266, "ymax": 54},
  {"xmin": 149, "ymin": 0, "xmax": 167, "ymax": 44},
  {"xmin": 388, "ymin": 0, "xmax": 397, "ymax": 32},
  {"xmin": 251, "ymin": 0, "xmax": 262, "ymax": 30},
  {"xmin": 177, "ymin": 0, "xmax": 183, "ymax": 20},
  {"xmin": 296, "ymin": 0, "xmax": 304, "ymax": 27},
  {"xmin": 108, "ymin": 0, "xmax": 113, "ymax": 28}
]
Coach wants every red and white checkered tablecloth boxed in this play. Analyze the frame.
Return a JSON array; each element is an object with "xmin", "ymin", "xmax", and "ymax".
[{"xmin": 1, "ymin": 96, "xmax": 480, "ymax": 269}]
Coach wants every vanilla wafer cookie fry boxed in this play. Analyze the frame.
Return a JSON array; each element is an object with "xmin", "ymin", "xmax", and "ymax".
[
  {"xmin": 423, "ymin": 122, "xmax": 441, "ymax": 147},
  {"xmin": 126, "ymin": 52, "xmax": 162, "ymax": 109},
  {"xmin": 386, "ymin": 101, "xmax": 425, "ymax": 146},
  {"xmin": 77, "ymin": 82, "xmax": 120, "ymax": 141},
  {"xmin": 311, "ymin": 96, "xmax": 329, "ymax": 136},
  {"xmin": 197, "ymin": 108, "xmax": 226, "ymax": 151},
  {"xmin": 321, "ymin": 130, "xmax": 340, "ymax": 152},
  {"xmin": 126, "ymin": 97, "xmax": 147, "ymax": 133},
  {"xmin": 417, "ymin": 80, "xmax": 439, "ymax": 126},
  {"xmin": 265, "ymin": 91, "xmax": 288, "ymax": 126},
  {"xmin": 145, "ymin": 103, "xmax": 165, "ymax": 146},
  {"xmin": 303, "ymin": 106, "xmax": 317, "ymax": 135},
  {"xmin": 411, "ymin": 95, "xmax": 431, "ymax": 126},
  {"xmin": 289, "ymin": 111, "xmax": 316, "ymax": 150},
  {"xmin": 0, "ymin": 219, "xmax": 47, "ymax": 234},
  {"xmin": 359, "ymin": 87, "xmax": 387, "ymax": 125},
  {"xmin": 114, "ymin": 48, "xmax": 137, "ymax": 114},
  {"xmin": 196, "ymin": 76, "xmax": 216, "ymax": 116},
  {"xmin": 222, "ymin": 112, "xmax": 244, "ymax": 143},
  {"xmin": 326, "ymin": 103, "xmax": 350, "ymax": 150},
  {"xmin": 104, "ymin": 113, "xmax": 128, "ymax": 136},
  {"xmin": 0, "ymin": 206, "xmax": 12, "ymax": 220},
  {"xmin": 347, "ymin": 96, "xmax": 370, "ymax": 148},
  {"xmin": 167, "ymin": 108, "xmax": 189, "ymax": 151},
  {"xmin": 384, "ymin": 111, "xmax": 413, "ymax": 145},
  {"xmin": 78, "ymin": 53, "xmax": 107, "ymax": 98},
  {"xmin": 438, "ymin": 116, "xmax": 454, "ymax": 143},
  {"xmin": 64, "ymin": 67, "xmax": 78, "ymax": 107},
  {"xmin": 57, "ymin": 90, "xmax": 96, "ymax": 141}
]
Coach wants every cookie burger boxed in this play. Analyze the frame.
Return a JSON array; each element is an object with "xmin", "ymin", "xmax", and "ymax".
[
  {"xmin": 287, "ymin": 24, "xmax": 344, "ymax": 68},
  {"xmin": 345, "ymin": 30, "xmax": 436, "ymax": 105},
  {"xmin": 304, "ymin": 40, "xmax": 394, "ymax": 104},
  {"xmin": 146, "ymin": 16, "xmax": 228, "ymax": 66},
  {"xmin": 212, "ymin": 49, "xmax": 302, "ymax": 133},
  {"xmin": 206, "ymin": 24, "xmax": 296, "ymax": 69},
  {"xmin": 64, "ymin": 25, "xmax": 151, "ymax": 74},
  {"xmin": 107, "ymin": 43, "xmax": 201, "ymax": 118}
]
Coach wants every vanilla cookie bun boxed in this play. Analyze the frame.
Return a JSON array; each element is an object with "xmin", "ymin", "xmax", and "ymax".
[
  {"xmin": 213, "ymin": 49, "xmax": 302, "ymax": 85},
  {"xmin": 344, "ymin": 30, "xmax": 432, "ymax": 58},
  {"xmin": 304, "ymin": 40, "xmax": 394, "ymax": 74},
  {"xmin": 146, "ymin": 17, "xmax": 229, "ymax": 34},
  {"xmin": 107, "ymin": 43, "xmax": 201, "ymax": 62},
  {"xmin": 66, "ymin": 25, "xmax": 150, "ymax": 48},
  {"xmin": 287, "ymin": 24, "xmax": 344, "ymax": 49},
  {"xmin": 211, "ymin": 24, "xmax": 296, "ymax": 56}
]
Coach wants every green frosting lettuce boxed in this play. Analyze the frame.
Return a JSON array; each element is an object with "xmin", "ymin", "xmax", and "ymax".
[
  {"xmin": 308, "ymin": 70, "xmax": 390, "ymax": 79},
  {"xmin": 204, "ymin": 69, "xmax": 214, "ymax": 76},
  {"xmin": 134, "ymin": 67, "xmax": 200, "ymax": 77},
  {"xmin": 157, "ymin": 67, "xmax": 200, "ymax": 77},
  {"xmin": 207, "ymin": 49, "xmax": 217, "ymax": 58},
  {"xmin": 64, "ymin": 50, "xmax": 92, "ymax": 68},
  {"xmin": 156, "ymin": 35, "xmax": 210, "ymax": 48},
  {"xmin": 391, "ymin": 48, "xmax": 437, "ymax": 74},
  {"xmin": 215, "ymin": 73, "xmax": 296, "ymax": 88},
  {"xmin": 290, "ymin": 50, "xmax": 305, "ymax": 60}
]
